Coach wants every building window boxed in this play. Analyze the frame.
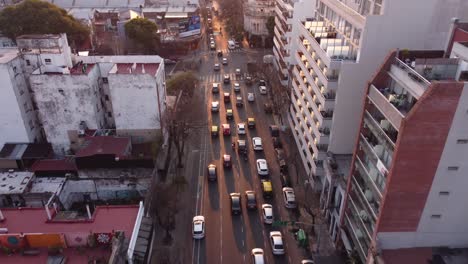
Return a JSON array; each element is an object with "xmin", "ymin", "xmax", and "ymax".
[
  {"xmin": 107, "ymin": 112, "xmax": 112, "ymax": 118},
  {"xmin": 102, "ymin": 77, "xmax": 108, "ymax": 83},
  {"xmin": 58, "ymin": 89, "xmax": 64, "ymax": 94},
  {"xmin": 448, "ymin": 166, "xmax": 459, "ymax": 171},
  {"xmin": 456, "ymin": 139, "xmax": 468, "ymax": 144},
  {"xmin": 431, "ymin": 214, "xmax": 441, "ymax": 219},
  {"xmin": 26, "ymin": 60, "xmax": 31, "ymax": 66},
  {"xmin": 105, "ymin": 95, "xmax": 109, "ymax": 101},
  {"xmin": 45, "ymin": 58, "xmax": 52, "ymax": 65},
  {"xmin": 13, "ymin": 66, "xmax": 17, "ymax": 73},
  {"xmin": 439, "ymin": 191, "xmax": 450, "ymax": 196}
]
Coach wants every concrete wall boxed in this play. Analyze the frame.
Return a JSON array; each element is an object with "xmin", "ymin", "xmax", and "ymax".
[
  {"xmin": 59, "ymin": 179, "xmax": 149, "ymax": 210},
  {"xmin": 30, "ymin": 65, "xmax": 104, "ymax": 154},
  {"xmin": 108, "ymin": 66, "xmax": 166, "ymax": 131},
  {"xmin": 0, "ymin": 54, "xmax": 42, "ymax": 148}
]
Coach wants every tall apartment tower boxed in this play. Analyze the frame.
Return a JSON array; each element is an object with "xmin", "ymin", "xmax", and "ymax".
[
  {"xmin": 273, "ymin": 0, "xmax": 316, "ymax": 86},
  {"xmin": 340, "ymin": 30, "xmax": 468, "ymax": 263},
  {"xmin": 288, "ymin": 0, "xmax": 468, "ymax": 191}
]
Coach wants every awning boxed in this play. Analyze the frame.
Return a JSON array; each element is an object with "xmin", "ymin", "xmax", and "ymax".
[{"xmin": 165, "ymin": 12, "xmax": 187, "ymax": 18}]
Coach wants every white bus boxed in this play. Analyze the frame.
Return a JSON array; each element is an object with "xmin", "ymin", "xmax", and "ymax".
[{"xmin": 228, "ymin": 40, "xmax": 235, "ymax": 50}]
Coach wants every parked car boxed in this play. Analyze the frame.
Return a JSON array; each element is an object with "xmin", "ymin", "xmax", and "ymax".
[
  {"xmin": 270, "ymin": 125, "xmax": 280, "ymax": 137},
  {"xmin": 269, "ymin": 231, "xmax": 285, "ymax": 255},
  {"xmin": 264, "ymin": 103, "xmax": 273, "ymax": 113},
  {"xmin": 273, "ymin": 137, "xmax": 282, "ymax": 148},
  {"xmin": 252, "ymin": 137, "xmax": 263, "ymax": 151},
  {"xmin": 207, "ymin": 164, "xmax": 217, "ymax": 181},
  {"xmin": 192, "ymin": 215, "xmax": 205, "ymax": 239},
  {"xmin": 275, "ymin": 148, "xmax": 285, "ymax": 161},
  {"xmin": 282, "ymin": 187, "xmax": 297, "ymax": 209},
  {"xmin": 230, "ymin": 193, "xmax": 241, "ymax": 215},
  {"xmin": 256, "ymin": 159, "xmax": 269, "ymax": 176},
  {"xmin": 245, "ymin": 190, "xmax": 257, "ymax": 210},
  {"xmin": 280, "ymin": 172, "xmax": 291, "ymax": 187},
  {"xmin": 251, "ymin": 248, "xmax": 265, "ymax": 264},
  {"xmin": 262, "ymin": 204, "xmax": 273, "ymax": 224},
  {"xmin": 248, "ymin": 93, "xmax": 255, "ymax": 102}
]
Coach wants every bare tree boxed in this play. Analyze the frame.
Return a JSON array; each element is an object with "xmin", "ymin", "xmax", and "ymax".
[{"xmin": 151, "ymin": 184, "xmax": 178, "ymax": 244}]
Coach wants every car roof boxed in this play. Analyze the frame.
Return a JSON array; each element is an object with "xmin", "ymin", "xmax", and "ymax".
[
  {"xmin": 227, "ymin": 109, "xmax": 233, "ymax": 113},
  {"xmin": 238, "ymin": 123, "xmax": 245, "ymax": 127},
  {"xmin": 257, "ymin": 159, "xmax": 266, "ymax": 163},
  {"xmin": 193, "ymin": 215, "xmax": 205, "ymax": 221},
  {"xmin": 270, "ymin": 231, "xmax": 282, "ymax": 242},
  {"xmin": 253, "ymin": 137, "xmax": 261, "ymax": 141},
  {"xmin": 223, "ymin": 154, "xmax": 231, "ymax": 160},
  {"xmin": 248, "ymin": 117, "xmax": 255, "ymax": 121},
  {"xmin": 222, "ymin": 124, "xmax": 230, "ymax": 128}
]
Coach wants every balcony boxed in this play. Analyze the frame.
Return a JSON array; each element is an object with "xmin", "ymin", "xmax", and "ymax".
[
  {"xmin": 360, "ymin": 131, "xmax": 392, "ymax": 170},
  {"xmin": 389, "ymin": 58, "xmax": 430, "ymax": 98},
  {"xmin": 367, "ymin": 84, "xmax": 408, "ymax": 130},
  {"xmin": 351, "ymin": 174, "xmax": 380, "ymax": 219},
  {"xmin": 354, "ymin": 154, "xmax": 384, "ymax": 201},
  {"xmin": 363, "ymin": 110, "xmax": 397, "ymax": 148},
  {"xmin": 344, "ymin": 213, "xmax": 368, "ymax": 261}
]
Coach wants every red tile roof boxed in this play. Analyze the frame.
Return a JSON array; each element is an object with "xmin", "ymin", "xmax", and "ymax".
[
  {"xmin": 0, "ymin": 205, "xmax": 138, "ymax": 235},
  {"xmin": 115, "ymin": 63, "xmax": 160, "ymax": 75},
  {"xmin": 76, "ymin": 136, "xmax": 131, "ymax": 158},
  {"xmin": 382, "ymin": 248, "xmax": 433, "ymax": 264},
  {"xmin": 31, "ymin": 159, "xmax": 77, "ymax": 172}
]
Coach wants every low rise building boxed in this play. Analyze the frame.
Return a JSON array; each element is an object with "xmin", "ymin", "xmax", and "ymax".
[
  {"xmin": 243, "ymin": 0, "xmax": 275, "ymax": 38},
  {"xmin": 0, "ymin": 33, "xmax": 166, "ymax": 155}
]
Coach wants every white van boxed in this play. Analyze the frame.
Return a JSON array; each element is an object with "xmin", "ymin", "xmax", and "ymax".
[{"xmin": 228, "ymin": 40, "xmax": 235, "ymax": 50}]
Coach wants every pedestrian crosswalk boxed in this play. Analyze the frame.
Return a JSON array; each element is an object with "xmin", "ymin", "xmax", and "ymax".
[
  {"xmin": 199, "ymin": 72, "xmax": 250, "ymax": 82},
  {"xmin": 204, "ymin": 48, "xmax": 243, "ymax": 55}
]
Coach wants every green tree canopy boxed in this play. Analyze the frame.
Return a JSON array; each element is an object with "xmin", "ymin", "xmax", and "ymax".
[
  {"xmin": 0, "ymin": 0, "xmax": 90, "ymax": 47},
  {"xmin": 166, "ymin": 71, "xmax": 197, "ymax": 98},
  {"xmin": 266, "ymin": 16, "xmax": 275, "ymax": 37},
  {"xmin": 124, "ymin": 17, "xmax": 158, "ymax": 53}
]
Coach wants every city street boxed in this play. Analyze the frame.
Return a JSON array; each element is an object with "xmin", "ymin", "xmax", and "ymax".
[{"xmin": 185, "ymin": 2, "xmax": 311, "ymax": 263}]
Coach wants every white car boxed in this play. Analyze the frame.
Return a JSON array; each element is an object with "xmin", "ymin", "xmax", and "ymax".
[
  {"xmin": 211, "ymin": 101, "xmax": 219, "ymax": 112},
  {"xmin": 210, "ymin": 42, "xmax": 216, "ymax": 50},
  {"xmin": 256, "ymin": 159, "xmax": 269, "ymax": 176},
  {"xmin": 237, "ymin": 123, "xmax": 246, "ymax": 135},
  {"xmin": 235, "ymin": 68, "xmax": 241, "ymax": 76},
  {"xmin": 282, "ymin": 187, "xmax": 297, "ymax": 208},
  {"xmin": 269, "ymin": 231, "xmax": 285, "ymax": 255},
  {"xmin": 252, "ymin": 137, "xmax": 263, "ymax": 151},
  {"xmin": 259, "ymin": 86, "xmax": 267, "ymax": 95},
  {"xmin": 192, "ymin": 215, "xmax": 205, "ymax": 239},
  {"xmin": 234, "ymin": 82, "xmax": 240, "ymax": 92},
  {"xmin": 262, "ymin": 204, "xmax": 273, "ymax": 224},
  {"xmin": 247, "ymin": 93, "xmax": 255, "ymax": 102},
  {"xmin": 301, "ymin": 260, "xmax": 315, "ymax": 264},
  {"xmin": 251, "ymin": 248, "xmax": 265, "ymax": 264},
  {"xmin": 222, "ymin": 57, "xmax": 228, "ymax": 65}
]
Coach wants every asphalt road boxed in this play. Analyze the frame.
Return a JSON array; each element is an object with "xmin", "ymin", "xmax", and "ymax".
[{"xmin": 188, "ymin": 3, "xmax": 308, "ymax": 263}]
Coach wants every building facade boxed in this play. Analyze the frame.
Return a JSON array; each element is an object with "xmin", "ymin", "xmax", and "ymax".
[
  {"xmin": 284, "ymin": 0, "xmax": 468, "ymax": 257},
  {"xmin": 340, "ymin": 38, "xmax": 468, "ymax": 263},
  {"xmin": 0, "ymin": 34, "xmax": 166, "ymax": 155},
  {"xmin": 243, "ymin": 0, "xmax": 275, "ymax": 37}
]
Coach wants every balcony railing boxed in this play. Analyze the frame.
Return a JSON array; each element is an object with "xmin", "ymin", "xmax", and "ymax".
[
  {"xmin": 363, "ymin": 110, "xmax": 397, "ymax": 148},
  {"xmin": 344, "ymin": 213, "xmax": 368, "ymax": 261},
  {"xmin": 368, "ymin": 85, "xmax": 404, "ymax": 130},
  {"xmin": 394, "ymin": 58, "xmax": 430, "ymax": 86}
]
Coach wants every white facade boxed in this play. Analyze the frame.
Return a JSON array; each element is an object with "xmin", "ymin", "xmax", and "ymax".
[
  {"xmin": 288, "ymin": 0, "xmax": 468, "ymax": 190},
  {"xmin": 1, "ymin": 34, "xmax": 166, "ymax": 155},
  {"xmin": 243, "ymin": 0, "xmax": 275, "ymax": 36},
  {"xmin": 0, "ymin": 49, "xmax": 43, "ymax": 149}
]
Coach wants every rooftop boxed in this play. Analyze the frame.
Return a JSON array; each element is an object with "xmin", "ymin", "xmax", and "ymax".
[
  {"xmin": 381, "ymin": 247, "xmax": 468, "ymax": 264},
  {"xmin": 16, "ymin": 34, "xmax": 63, "ymax": 40},
  {"xmin": 31, "ymin": 159, "xmax": 78, "ymax": 172},
  {"xmin": 0, "ymin": 205, "xmax": 138, "ymax": 234},
  {"xmin": 110, "ymin": 63, "xmax": 160, "ymax": 75},
  {"xmin": 29, "ymin": 177, "xmax": 66, "ymax": 194},
  {"xmin": 76, "ymin": 136, "xmax": 131, "ymax": 158},
  {"xmin": 0, "ymin": 171, "xmax": 34, "ymax": 195},
  {"xmin": 69, "ymin": 62, "xmax": 95, "ymax": 75},
  {"xmin": 0, "ymin": 48, "xmax": 19, "ymax": 64}
]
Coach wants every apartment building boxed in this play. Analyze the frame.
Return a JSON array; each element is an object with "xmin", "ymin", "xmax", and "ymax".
[
  {"xmin": 339, "ymin": 35, "xmax": 468, "ymax": 263},
  {"xmin": 0, "ymin": 34, "xmax": 166, "ymax": 154}
]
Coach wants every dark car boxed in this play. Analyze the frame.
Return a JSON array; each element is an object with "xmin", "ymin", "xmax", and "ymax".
[
  {"xmin": 230, "ymin": 193, "xmax": 242, "ymax": 215},
  {"xmin": 280, "ymin": 172, "xmax": 291, "ymax": 187},
  {"xmin": 217, "ymin": 50, "xmax": 223, "ymax": 57},
  {"xmin": 245, "ymin": 76, "xmax": 253, "ymax": 85},
  {"xmin": 245, "ymin": 191, "xmax": 257, "ymax": 210},
  {"xmin": 259, "ymin": 79, "xmax": 266, "ymax": 86},
  {"xmin": 207, "ymin": 164, "xmax": 217, "ymax": 181},
  {"xmin": 264, "ymin": 103, "xmax": 273, "ymax": 114},
  {"xmin": 275, "ymin": 148, "xmax": 285, "ymax": 161},
  {"xmin": 223, "ymin": 154, "xmax": 232, "ymax": 168},
  {"xmin": 273, "ymin": 137, "xmax": 282, "ymax": 148},
  {"xmin": 270, "ymin": 125, "xmax": 280, "ymax": 137},
  {"xmin": 236, "ymin": 96, "xmax": 243, "ymax": 107}
]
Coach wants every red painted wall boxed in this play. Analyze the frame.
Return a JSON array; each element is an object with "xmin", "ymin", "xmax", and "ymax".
[
  {"xmin": 446, "ymin": 27, "xmax": 468, "ymax": 55},
  {"xmin": 377, "ymin": 82, "xmax": 463, "ymax": 232}
]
